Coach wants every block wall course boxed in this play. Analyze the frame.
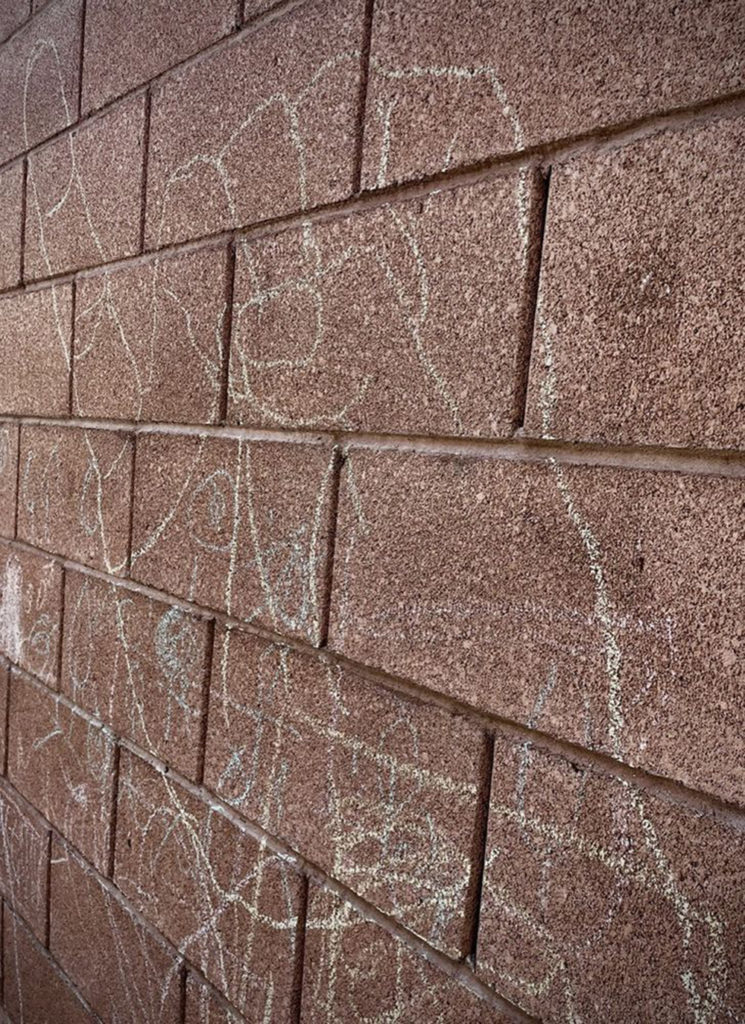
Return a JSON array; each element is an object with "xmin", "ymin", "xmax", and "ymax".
[
  {"xmin": 184, "ymin": 974, "xmax": 242, "ymax": 1024},
  {"xmin": 0, "ymin": 285, "xmax": 72, "ymax": 417},
  {"xmin": 0, "ymin": 1, "xmax": 30, "ymax": 46},
  {"xmin": 0, "ymin": 162, "xmax": 23, "ymax": 290},
  {"xmin": 329, "ymin": 448, "xmax": 745, "ymax": 807},
  {"xmin": 0, "ymin": 781, "xmax": 50, "ymax": 942},
  {"xmin": 0, "ymin": 540, "xmax": 63, "ymax": 685},
  {"xmin": 0, "ymin": 423, "xmax": 18, "ymax": 536}
]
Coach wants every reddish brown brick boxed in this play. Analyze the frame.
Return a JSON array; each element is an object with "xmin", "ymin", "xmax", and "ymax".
[
  {"xmin": 7, "ymin": 670, "xmax": 115, "ymax": 871},
  {"xmin": 0, "ymin": 422, "xmax": 19, "ymax": 535},
  {"xmin": 0, "ymin": 0, "xmax": 29, "ymax": 44},
  {"xmin": 363, "ymin": 0, "xmax": 745, "ymax": 189},
  {"xmin": 303, "ymin": 887, "xmax": 508, "ymax": 1023},
  {"xmin": 50, "ymin": 841, "xmax": 182, "ymax": 1024},
  {"xmin": 0, "ymin": 663, "xmax": 7, "ymax": 769},
  {"xmin": 0, "ymin": 541, "xmax": 62, "ymax": 685},
  {"xmin": 25, "ymin": 93, "xmax": 145, "ymax": 279},
  {"xmin": 61, "ymin": 571, "xmax": 211, "ymax": 778},
  {"xmin": 130, "ymin": 433, "xmax": 336, "ymax": 644},
  {"xmin": 330, "ymin": 449, "xmax": 745, "ymax": 806},
  {"xmin": 184, "ymin": 974, "xmax": 241, "ymax": 1024},
  {"xmin": 145, "ymin": 0, "xmax": 366, "ymax": 248},
  {"xmin": 206, "ymin": 627, "xmax": 486, "ymax": 955},
  {"xmin": 0, "ymin": 0, "xmax": 81, "ymax": 165},
  {"xmin": 4, "ymin": 908, "xmax": 98, "ymax": 1024},
  {"xmin": 114, "ymin": 750, "xmax": 304, "ymax": 1019},
  {"xmin": 0, "ymin": 285, "xmax": 72, "ymax": 416},
  {"xmin": 0, "ymin": 162, "xmax": 22, "ymax": 290},
  {"xmin": 18, "ymin": 425, "xmax": 133, "ymax": 574},
  {"xmin": 82, "ymin": 0, "xmax": 236, "ymax": 113},
  {"xmin": 525, "ymin": 117, "xmax": 745, "ymax": 450},
  {"xmin": 229, "ymin": 173, "xmax": 541, "ymax": 435},
  {"xmin": 478, "ymin": 734, "xmax": 745, "ymax": 1022},
  {"xmin": 0, "ymin": 781, "xmax": 49, "ymax": 941},
  {"xmin": 74, "ymin": 246, "xmax": 229, "ymax": 423}
]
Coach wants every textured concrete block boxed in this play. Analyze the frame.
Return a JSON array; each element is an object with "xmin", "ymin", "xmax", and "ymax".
[
  {"xmin": 184, "ymin": 974, "xmax": 241, "ymax": 1024},
  {"xmin": 145, "ymin": 0, "xmax": 366, "ymax": 247},
  {"xmin": 205, "ymin": 627, "xmax": 487, "ymax": 955},
  {"xmin": 330, "ymin": 449, "xmax": 745, "ymax": 805},
  {"xmin": 0, "ymin": 0, "xmax": 29, "ymax": 44},
  {"xmin": 0, "ymin": 541, "xmax": 62, "ymax": 685},
  {"xmin": 0, "ymin": 0, "xmax": 80, "ymax": 165},
  {"xmin": 0, "ymin": 162, "xmax": 23, "ymax": 290},
  {"xmin": 7, "ymin": 669, "xmax": 115, "ymax": 871},
  {"xmin": 130, "ymin": 433, "xmax": 337, "ymax": 644},
  {"xmin": 82, "ymin": 0, "xmax": 236, "ymax": 113},
  {"xmin": 3, "ymin": 909, "xmax": 97, "ymax": 1024},
  {"xmin": 0, "ymin": 285, "xmax": 72, "ymax": 416},
  {"xmin": 61, "ymin": 571, "xmax": 211, "ymax": 778},
  {"xmin": 303, "ymin": 887, "xmax": 508, "ymax": 1023},
  {"xmin": 477, "ymin": 735, "xmax": 745, "ymax": 1022},
  {"xmin": 18, "ymin": 425, "xmax": 133, "ymax": 574},
  {"xmin": 114, "ymin": 750, "xmax": 304, "ymax": 1019},
  {"xmin": 0, "ymin": 422, "xmax": 19, "ymax": 535},
  {"xmin": 229, "ymin": 173, "xmax": 541, "ymax": 435},
  {"xmin": 74, "ymin": 246, "xmax": 229, "ymax": 423},
  {"xmin": 50, "ymin": 841, "xmax": 182, "ymax": 1024},
  {"xmin": 0, "ymin": 781, "xmax": 50, "ymax": 941},
  {"xmin": 525, "ymin": 116, "xmax": 745, "ymax": 449},
  {"xmin": 25, "ymin": 93, "xmax": 145, "ymax": 279},
  {"xmin": 363, "ymin": 0, "xmax": 745, "ymax": 188}
]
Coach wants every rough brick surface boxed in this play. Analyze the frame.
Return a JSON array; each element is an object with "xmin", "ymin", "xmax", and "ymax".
[
  {"xmin": 184, "ymin": 974, "xmax": 242, "ymax": 1024},
  {"xmin": 3, "ymin": 908, "xmax": 98, "ymax": 1024},
  {"xmin": 206, "ymin": 626, "xmax": 487, "ymax": 955},
  {"xmin": 0, "ymin": 1, "xmax": 29, "ymax": 45},
  {"xmin": 0, "ymin": 782, "xmax": 50, "ymax": 941},
  {"xmin": 525, "ymin": 116, "xmax": 745, "ymax": 450},
  {"xmin": 0, "ymin": 424, "xmax": 18, "ymax": 536},
  {"xmin": 114, "ymin": 750, "xmax": 304, "ymax": 1019},
  {"xmin": 7, "ymin": 669, "xmax": 115, "ymax": 871},
  {"xmin": 303, "ymin": 887, "xmax": 507, "ymax": 1023},
  {"xmin": 0, "ymin": 541, "xmax": 62, "ymax": 685},
  {"xmin": 50, "ymin": 841, "xmax": 182, "ymax": 1024},
  {"xmin": 18, "ymin": 425, "xmax": 133, "ymax": 573},
  {"xmin": 0, "ymin": 0, "xmax": 81, "ymax": 165},
  {"xmin": 145, "ymin": 0, "xmax": 366, "ymax": 248},
  {"xmin": 0, "ymin": 162, "xmax": 23, "ymax": 290},
  {"xmin": 61, "ymin": 571, "xmax": 211, "ymax": 777},
  {"xmin": 25, "ymin": 94, "xmax": 145, "ymax": 279},
  {"xmin": 363, "ymin": 0, "xmax": 745, "ymax": 188},
  {"xmin": 74, "ymin": 246, "xmax": 229, "ymax": 423},
  {"xmin": 477, "ymin": 735, "xmax": 745, "ymax": 1022},
  {"xmin": 130, "ymin": 433, "xmax": 337, "ymax": 644},
  {"xmin": 330, "ymin": 449, "xmax": 745, "ymax": 806},
  {"xmin": 0, "ymin": 285, "xmax": 72, "ymax": 416},
  {"xmin": 229, "ymin": 173, "xmax": 541, "ymax": 435},
  {"xmin": 82, "ymin": 0, "xmax": 236, "ymax": 113}
]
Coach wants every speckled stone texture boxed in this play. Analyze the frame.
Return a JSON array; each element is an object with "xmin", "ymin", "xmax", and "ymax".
[
  {"xmin": 145, "ymin": 0, "xmax": 366, "ymax": 247},
  {"xmin": 184, "ymin": 974, "xmax": 242, "ymax": 1024},
  {"xmin": 0, "ymin": 0, "xmax": 29, "ymax": 45},
  {"xmin": 0, "ymin": 540, "xmax": 63, "ymax": 684},
  {"xmin": 130, "ymin": 432, "xmax": 337, "ymax": 644},
  {"xmin": 229, "ymin": 172, "xmax": 542, "ymax": 435},
  {"xmin": 18, "ymin": 425, "xmax": 133, "ymax": 573},
  {"xmin": 205, "ymin": 626, "xmax": 487, "ymax": 956},
  {"xmin": 477, "ymin": 735, "xmax": 745, "ymax": 1023},
  {"xmin": 0, "ymin": 781, "xmax": 50, "ymax": 941},
  {"xmin": 25, "ymin": 93, "xmax": 146, "ymax": 278},
  {"xmin": 0, "ymin": 162, "xmax": 23, "ymax": 289},
  {"xmin": 114, "ymin": 750, "xmax": 304, "ymax": 1020},
  {"xmin": 61, "ymin": 571, "xmax": 211, "ymax": 778},
  {"xmin": 82, "ymin": 0, "xmax": 236, "ymax": 113},
  {"xmin": 0, "ymin": 0, "xmax": 81, "ymax": 164},
  {"xmin": 524, "ymin": 115, "xmax": 745, "ymax": 449},
  {"xmin": 7, "ymin": 668, "xmax": 115, "ymax": 871},
  {"xmin": 0, "ymin": 423, "xmax": 19, "ymax": 535},
  {"xmin": 302, "ymin": 887, "xmax": 509, "ymax": 1023},
  {"xmin": 362, "ymin": 0, "xmax": 745, "ymax": 188},
  {"xmin": 50, "ymin": 841, "xmax": 182, "ymax": 1024},
  {"xmin": 0, "ymin": 285, "xmax": 72, "ymax": 416},
  {"xmin": 74, "ymin": 246, "xmax": 229, "ymax": 423},
  {"xmin": 330, "ymin": 448, "xmax": 745, "ymax": 806}
]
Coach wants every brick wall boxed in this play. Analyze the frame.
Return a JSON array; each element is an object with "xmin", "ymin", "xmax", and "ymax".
[{"xmin": 0, "ymin": 0, "xmax": 743, "ymax": 1021}]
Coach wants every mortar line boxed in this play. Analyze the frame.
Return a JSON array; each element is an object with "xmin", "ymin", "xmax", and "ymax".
[
  {"xmin": 352, "ymin": 0, "xmax": 376, "ymax": 194},
  {"xmin": 194, "ymin": 619, "xmax": 217, "ymax": 786},
  {"xmin": 291, "ymin": 875, "xmax": 309, "ymax": 1024},
  {"xmin": 316, "ymin": 446, "xmax": 343, "ymax": 647},
  {"xmin": 44, "ymin": 828, "xmax": 52, "ymax": 946},
  {"xmin": 513, "ymin": 166, "xmax": 551, "ymax": 430},
  {"xmin": 54, "ymin": 565, "xmax": 66, "ymax": 690},
  {"xmin": 125, "ymin": 431, "xmax": 137, "ymax": 574},
  {"xmin": 218, "ymin": 239, "xmax": 237, "ymax": 425},
  {"xmin": 138, "ymin": 87, "xmax": 153, "ymax": 254},
  {"xmin": 68, "ymin": 278, "xmax": 76, "ymax": 414},
  {"xmin": 76, "ymin": 0, "xmax": 87, "ymax": 120},
  {"xmin": 106, "ymin": 743, "xmax": 121, "ymax": 878},
  {"xmin": 12, "ymin": 422, "xmax": 22, "ymax": 540},
  {"xmin": 19, "ymin": 157, "xmax": 28, "ymax": 285},
  {"xmin": 466, "ymin": 731, "xmax": 495, "ymax": 968},
  {"xmin": 178, "ymin": 960, "xmax": 188, "ymax": 1024}
]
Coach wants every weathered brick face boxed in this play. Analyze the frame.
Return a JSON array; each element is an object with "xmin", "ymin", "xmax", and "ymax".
[{"xmin": 0, "ymin": 2, "xmax": 743, "ymax": 1022}]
